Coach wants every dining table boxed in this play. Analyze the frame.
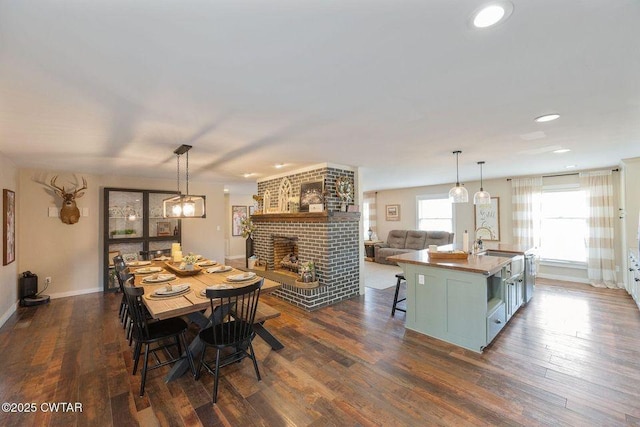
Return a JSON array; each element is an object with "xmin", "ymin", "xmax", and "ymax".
[{"xmin": 130, "ymin": 256, "xmax": 284, "ymax": 381}]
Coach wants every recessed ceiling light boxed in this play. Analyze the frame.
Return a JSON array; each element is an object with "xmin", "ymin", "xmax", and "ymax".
[
  {"xmin": 553, "ymin": 149, "xmax": 571, "ymax": 154},
  {"xmin": 472, "ymin": 2, "xmax": 514, "ymax": 28},
  {"xmin": 274, "ymin": 163, "xmax": 285, "ymax": 169},
  {"xmin": 535, "ymin": 114, "xmax": 560, "ymax": 123},
  {"xmin": 223, "ymin": 188, "xmax": 229, "ymax": 193},
  {"xmin": 566, "ymin": 165, "xmax": 576, "ymax": 169},
  {"xmin": 243, "ymin": 173, "xmax": 254, "ymax": 178}
]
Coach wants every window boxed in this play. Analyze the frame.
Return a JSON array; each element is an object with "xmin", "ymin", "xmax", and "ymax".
[
  {"xmin": 540, "ymin": 188, "xmax": 587, "ymax": 263},
  {"xmin": 417, "ymin": 196, "xmax": 452, "ymax": 232}
]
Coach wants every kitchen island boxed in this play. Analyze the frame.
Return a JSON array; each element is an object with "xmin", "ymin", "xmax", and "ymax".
[{"xmin": 388, "ymin": 248, "xmax": 527, "ymax": 353}]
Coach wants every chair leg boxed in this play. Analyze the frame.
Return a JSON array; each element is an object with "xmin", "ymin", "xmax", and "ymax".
[
  {"xmin": 248, "ymin": 341, "xmax": 261, "ymax": 381},
  {"xmin": 195, "ymin": 345, "xmax": 207, "ymax": 380},
  {"xmin": 213, "ymin": 349, "xmax": 221, "ymax": 404},
  {"xmin": 175, "ymin": 335, "xmax": 182, "ymax": 357},
  {"xmin": 140, "ymin": 343, "xmax": 150, "ymax": 396},
  {"xmin": 132, "ymin": 341, "xmax": 142, "ymax": 375}
]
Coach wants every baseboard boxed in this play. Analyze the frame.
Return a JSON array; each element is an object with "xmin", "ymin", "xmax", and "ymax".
[
  {"xmin": 537, "ymin": 273, "xmax": 590, "ymax": 284},
  {"xmin": 226, "ymin": 255, "xmax": 245, "ymax": 260},
  {"xmin": 48, "ymin": 287, "xmax": 102, "ymax": 299},
  {"xmin": 0, "ymin": 301, "xmax": 18, "ymax": 329}
]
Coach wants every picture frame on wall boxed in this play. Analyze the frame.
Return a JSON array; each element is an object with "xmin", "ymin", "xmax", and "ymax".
[
  {"xmin": 386, "ymin": 204, "xmax": 400, "ymax": 221},
  {"xmin": 299, "ymin": 181, "xmax": 324, "ymax": 212},
  {"xmin": 3, "ymin": 189, "xmax": 15, "ymax": 265},
  {"xmin": 232, "ymin": 205, "xmax": 248, "ymax": 236},
  {"xmin": 474, "ymin": 197, "xmax": 500, "ymax": 241},
  {"xmin": 156, "ymin": 221, "xmax": 172, "ymax": 237}
]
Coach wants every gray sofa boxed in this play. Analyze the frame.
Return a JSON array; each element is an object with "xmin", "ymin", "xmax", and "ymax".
[{"xmin": 374, "ymin": 230, "xmax": 454, "ymax": 265}]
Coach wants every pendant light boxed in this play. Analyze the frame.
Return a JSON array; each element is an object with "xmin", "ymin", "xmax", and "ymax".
[
  {"xmin": 163, "ymin": 144, "xmax": 206, "ymax": 218},
  {"xmin": 473, "ymin": 161, "xmax": 491, "ymax": 205},
  {"xmin": 448, "ymin": 150, "xmax": 468, "ymax": 203}
]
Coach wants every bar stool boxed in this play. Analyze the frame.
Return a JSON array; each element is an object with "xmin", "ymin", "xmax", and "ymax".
[{"xmin": 392, "ymin": 274, "xmax": 406, "ymax": 316}]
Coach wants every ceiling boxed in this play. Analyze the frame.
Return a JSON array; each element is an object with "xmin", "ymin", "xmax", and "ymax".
[{"xmin": 1, "ymin": 0, "xmax": 639, "ymax": 193}]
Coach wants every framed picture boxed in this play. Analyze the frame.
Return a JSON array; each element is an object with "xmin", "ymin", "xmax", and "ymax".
[
  {"xmin": 232, "ymin": 205, "xmax": 248, "ymax": 236},
  {"xmin": 386, "ymin": 204, "xmax": 400, "ymax": 221},
  {"xmin": 249, "ymin": 205, "xmax": 255, "ymax": 215},
  {"xmin": 299, "ymin": 181, "xmax": 324, "ymax": 212},
  {"xmin": 156, "ymin": 221, "xmax": 172, "ymax": 237},
  {"xmin": 474, "ymin": 197, "xmax": 500, "ymax": 241},
  {"xmin": 3, "ymin": 189, "xmax": 15, "ymax": 265}
]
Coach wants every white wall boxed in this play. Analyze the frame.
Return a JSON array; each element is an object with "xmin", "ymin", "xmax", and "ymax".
[
  {"xmin": 16, "ymin": 168, "xmax": 226, "ymax": 299},
  {"xmin": 0, "ymin": 153, "xmax": 18, "ymax": 326}
]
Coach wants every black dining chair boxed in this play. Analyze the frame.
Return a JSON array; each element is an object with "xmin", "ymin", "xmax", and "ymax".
[
  {"xmin": 195, "ymin": 279, "xmax": 264, "ymax": 404},
  {"xmin": 123, "ymin": 277, "xmax": 195, "ymax": 396},
  {"xmin": 113, "ymin": 255, "xmax": 129, "ymax": 324}
]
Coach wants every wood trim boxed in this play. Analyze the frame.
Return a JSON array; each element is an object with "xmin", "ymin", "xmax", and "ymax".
[{"xmin": 250, "ymin": 211, "xmax": 360, "ymax": 223}]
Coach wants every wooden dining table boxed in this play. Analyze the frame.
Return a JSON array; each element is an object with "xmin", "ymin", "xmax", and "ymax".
[{"xmin": 130, "ymin": 257, "xmax": 284, "ymax": 381}]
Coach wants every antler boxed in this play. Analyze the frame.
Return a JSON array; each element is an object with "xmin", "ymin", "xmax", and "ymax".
[
  {"xmin": 50, "ymin": 176, "xmax": 65, "ymax": 194},
  {"xmin": 73, "ymin": 177, "xmax": 88, "ymax": 195}
]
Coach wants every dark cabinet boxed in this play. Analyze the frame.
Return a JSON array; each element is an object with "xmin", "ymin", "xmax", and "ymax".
[{"xmin": 103, "ymin": 188, "xmax": 181, "ymax": 291}]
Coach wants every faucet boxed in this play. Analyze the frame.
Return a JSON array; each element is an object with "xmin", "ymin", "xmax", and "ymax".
[{"xmin": 474, "ymin": 227, "xmax": 495, "ymax": 252}]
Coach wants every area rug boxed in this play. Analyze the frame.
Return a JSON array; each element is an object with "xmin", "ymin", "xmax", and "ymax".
[{"xmin": 363, "ymin": 261, "xmax": 403, "ymax": 290}]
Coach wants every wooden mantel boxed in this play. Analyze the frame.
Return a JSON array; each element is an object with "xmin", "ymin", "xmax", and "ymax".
[{"xmin": 251, "ymin": 211, "xmax": 360, "ymax": 223}]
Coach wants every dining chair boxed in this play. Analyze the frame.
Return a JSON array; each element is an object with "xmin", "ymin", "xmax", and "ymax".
[
  {"xmin": 195, "ymin": 279, "xmax": 264, "ymax": 403},
  {"xmin": 113, "ymin": 255, "xmax": 129, "ymax": 323},
  {"xmin": 123, "ymin": 277, "xmax": 195, "ymax": 396}
]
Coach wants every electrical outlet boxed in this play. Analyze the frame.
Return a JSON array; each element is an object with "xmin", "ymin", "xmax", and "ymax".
[{"xmin": 45, "ymin": 277, "xmax": 52, "ymax": 285}]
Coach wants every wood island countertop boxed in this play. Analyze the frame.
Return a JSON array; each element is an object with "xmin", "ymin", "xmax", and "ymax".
[{"xmin": 387, "ymin": 249, "xmax": 512, "ymax": 276}]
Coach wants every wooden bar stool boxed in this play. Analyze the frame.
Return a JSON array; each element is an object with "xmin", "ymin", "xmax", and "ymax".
[{"xmin": 392, "ymin": 273, "xmax": 406, "ymax": 316}]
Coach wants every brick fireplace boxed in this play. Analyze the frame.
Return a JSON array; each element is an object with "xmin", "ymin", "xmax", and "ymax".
[{"xmin": 252, "ymin": 164, "xmax": 361, "ymax": 311}]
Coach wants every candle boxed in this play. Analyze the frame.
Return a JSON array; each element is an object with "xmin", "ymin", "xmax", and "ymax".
[
  {"xmin": 171, "ymin": 243, "xmax": 181, "ymax": 257},
  {"xmin": 173, "ymin": 250, "xmax": 183, "ymax": 262}
]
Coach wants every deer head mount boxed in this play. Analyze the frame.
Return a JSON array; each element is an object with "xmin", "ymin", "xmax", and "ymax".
[{"xmin": 50, "ymin": 176, "xmax": 87, "ymax": 225}]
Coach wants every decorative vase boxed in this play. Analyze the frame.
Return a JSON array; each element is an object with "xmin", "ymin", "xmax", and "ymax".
[
  {"xmin": 245, "ymin": 235, "xmax": 254, "ymax": 268},
  {"xmin": 184, "ymin": 263, "xmax": 194, "ymax": 271},
  {"xmin": 302, "ymin": 270, "xmax": 313, "ymax": 283}
]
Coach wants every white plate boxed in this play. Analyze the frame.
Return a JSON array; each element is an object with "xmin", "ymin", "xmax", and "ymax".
[
  {"xmin": 200, "ymin": 284, "xmax": 233, "ymax": 295},
  {"xmin": 206, "ymin": 265, "xmax": 232, "ymax": 273},
  {"xmin": 142, "ymin": 274, "xmax": 176, "ymax": 283},
  {"xmin": 155, "ymin": 284, "xmax": 190, "ymax": 296},
  {"xmin": 128, "ymin": 261, "xmax": 151, "ymax": 267},
  {"xmin": 227, "ymin": 272, "xmax": 257, "ymax": 282},
  {"xmin": 135, "ymin": 266, "xmax": 163, "ymax": 274},
  {"xmin": 196, "ymin": 260, "xmax": 217, "ymax": 267},
  {"xmin": 153, "ymin": 256, "xmax": 171, "ymax": 261}
]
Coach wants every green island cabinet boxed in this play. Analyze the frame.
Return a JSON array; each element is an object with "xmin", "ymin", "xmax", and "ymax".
[{"xmin": 389, "ymin": 251, "xmax": 521, "ymax": 353}]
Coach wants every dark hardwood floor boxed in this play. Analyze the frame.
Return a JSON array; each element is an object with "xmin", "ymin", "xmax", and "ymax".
[{"xmin": 1, "ymin": 274, "xmax": 640, "ymax": 426}]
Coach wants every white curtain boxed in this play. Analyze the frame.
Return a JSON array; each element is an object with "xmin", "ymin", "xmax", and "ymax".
[
  {"xmin": 363, "ymin": 191, "xmax": 377, "ymax": 239},
  {"xmin": 511, "ymin": 177, "xmax": 542, "ymax": 248},
  {"xmin": 579, "ymin": 171, "xmax": 618, "ymax": 288}
]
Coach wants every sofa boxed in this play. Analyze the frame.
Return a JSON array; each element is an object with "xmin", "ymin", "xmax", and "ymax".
[{"xmin": 374, "ymin": 230, "xmax": 454, "ymax": 265}]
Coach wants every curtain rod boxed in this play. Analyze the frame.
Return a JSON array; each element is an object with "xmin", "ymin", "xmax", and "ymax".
[{"xmin": 506, "ymin": 168, "xmax": 619, "ymax": 181}]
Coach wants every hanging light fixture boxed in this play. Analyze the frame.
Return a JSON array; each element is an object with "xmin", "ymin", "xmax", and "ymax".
[
  {"xmin": 473, "ymin": 161, "xmax": 491, "ymax": 205},
  {"xmin": 448, "ymin": 150, "xmax": 468, "ymax": 203},
  {"xmin": 163, "ymin": 144, "xmax": 206, "ymax": 218}
]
